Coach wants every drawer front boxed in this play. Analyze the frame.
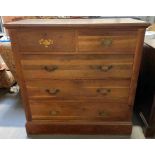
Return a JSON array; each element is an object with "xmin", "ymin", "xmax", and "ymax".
[
  {"xmin": 21, "ymin": 54, "xmax": 134, "ymax": 80},
  {"xmin": 30, "ymin": 100, "xmax": 131, "ymax": 121},
  {"xmin": 26, "ymin": 79, "xmax": 130, "ymax": 101},
  {"xmin": 78, "ymin": 29, "xmax": 138, "ymax": 53},
  {"xmin": 17, "ymin": 29, "xmax": 75, "ymax": 52}
]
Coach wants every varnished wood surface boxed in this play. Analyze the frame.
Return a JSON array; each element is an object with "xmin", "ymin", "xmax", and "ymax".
[
  {"xmin": 128, "ymin": 29, "xmax": 145, "ymax": 106},
  {"xmin": 78, "ymin": 29, "xmax": 137, "ymax": 53},
  {"xmin": 5, "ymin": 19, "xmax": 149, "ymax": 135},
  {"xmin": 4, "ymin": 18, "xmax": 150, "ymax": 28},
  {"xmin": 16, "ymin": 28, "xmax": 138, "ymax": 53},
  {"xmin": 14, "ymin": 28, "xmax": 139, "ymax": 54},
  {"xmin": 21, "ymin": 54, "xmax": 133, "ymax": 80},
  {"xmin": 30, "ymin": 100, "xmax": 131, "ymax": 121},
  {"xmin": 17, "ymin": 29, "xmax": 76, "ymax": 52},
  {"xmin": 26, "ymin": 79, "xmax": 130, "ymax": 100},
  {"xmin": 26, "ymin": 121, "xmax": 132, "ymax": 135}
]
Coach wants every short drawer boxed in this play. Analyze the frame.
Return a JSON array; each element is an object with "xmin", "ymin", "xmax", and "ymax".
[
  {"xmin": 30, "ymin": 100, "xmax": 131, "ymax": 121},
  {"xmin": 21, "ymin": 54, "xmax": 134, "ymax": 80},
  {"xmin": 26, "ymin": 79, "xmax": 130, "ymax": 101},
  {"xmin": 78, "ymin": 29, "xmax": 138, "ymax": 53},
  {"xmin": 16, "ymin": 29, "xmax": 75, "ymax": 52}
]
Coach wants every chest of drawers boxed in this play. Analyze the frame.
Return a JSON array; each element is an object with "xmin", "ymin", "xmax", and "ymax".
[{"xmin": 4, "ymin": 18, "xmax": 149, "ymax": 135}]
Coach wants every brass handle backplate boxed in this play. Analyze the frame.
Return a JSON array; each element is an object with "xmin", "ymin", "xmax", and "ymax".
[
  {"xmin": 39, "ymin": 39, "xmax": 54, "ymax": 48},
  {"xmin": 97, "ymin": 88, "xmax": 111, "ymax": 95},
  {"xmin": 90, "ymin": 65, "xmax": 113, "ymax": 72},
  {"xmin": 46, "ymin": 88, "xmax": 60, "ymax": 95},
  {"xmin": 101, "ymin": 38, "xmax": 113, "ymax": 47},
  {"xmin": 44, "ymin": 65, "xmax": 58, "ymax": 72},
  {"xmin": 49, "ymin": 110, "xmax": 59, "ymax": 116}
]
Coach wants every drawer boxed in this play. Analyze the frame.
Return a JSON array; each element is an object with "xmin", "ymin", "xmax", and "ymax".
[
  {"xmin": 30, "ymin": 100, "xmax": 131, "ymax": 121},
  {"xmin": 16, "ymin": 29, "xmax": 76, "ymax": 53},
  {"xmin": 78, "ymin": 29, "xmax": 138, "ymax": 53},
  {"xmin": 21, "ymin": 54, "xmax": 134, "ymax": 80},
  {"xmin": 26, "ymin": 79, "xmax": 130, "ymax": 101}
]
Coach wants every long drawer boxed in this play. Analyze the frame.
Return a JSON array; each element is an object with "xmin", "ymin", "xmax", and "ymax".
[
  {"xmin": 26, "ymin": 79, "xmax": 130, "ymax": 101},
  {"xmin": 30, "ymin": 100, "xmax": 131, "ymax": 121},
  {"xmin": 21, "ymin": 54, "xmax": 134, "ymax": 80}
]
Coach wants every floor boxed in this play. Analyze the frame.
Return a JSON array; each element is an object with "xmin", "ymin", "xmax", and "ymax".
[{"xmin": 0, "ymin": 89, "xmax": 146, "ymax": 139}]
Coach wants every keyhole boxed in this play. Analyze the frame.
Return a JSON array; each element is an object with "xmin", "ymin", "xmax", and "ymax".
[{"xmin": 43, "ymin": 32, "xmax": 47, "ymax": 37}]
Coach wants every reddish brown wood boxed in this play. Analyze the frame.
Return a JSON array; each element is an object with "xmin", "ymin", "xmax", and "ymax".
[
  {"xmin": 128, "ymin": 29, "xmax": 146, "ymax": 106},
  {"xmin": 29, "ymin": 100, "xmax": 131, "ymax": 121},
  {"xmin": 4, "ymin": 18, "xmax": 150, "ymax": 28},
  {"xmin": 21, "ymin": 54, "xmax": 133, "ymax": 80},
  {"xmin": 78, "ymin": 30, "xmax": 138, "ymax": 53},
  {"xmin": 26, "ymin": 121, "xmax": 132, "ymax": 135},
  {"xmin": 16, "ymin": 29, "xmax": 76, "ymax": 53},
  {"xmin": 5, "ymin": 18, "xmax": 149, "ymax": 135},
  {"xmin": 26, "ymin": 79, "xmax": 130, "ymax": 100}
]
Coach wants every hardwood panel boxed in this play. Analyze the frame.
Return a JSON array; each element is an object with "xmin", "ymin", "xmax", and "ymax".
[
  {"xmin": 26, "ymin": 121, "xmax": 132, "ymax": 135},
  {"xmin": 22, "ymin": 65, "xmax": 132, "ymax": 80},
  {"xmin": 5, "ymin": 18, "xmax": 148, "ymax": 135},
  {"xmin": 21, "ymin": 54, "xmax": 134, "ymax": 64},
  {"xmin": 26, "ymin": 79, "xmax": 130, "ymax": 101},
  {"xmin": 78, "ymin": 30, "xmax": 138, "ymax": 53},
  {"xmin": 30, "ymin": 100, "xmax": 132, "ymax": 122},
  {"xmin": 21, "ymin": 54, "xmax": 133, "ymax": 80},
  {"xmin": 4, "ymin": 18, "xmax": 150, "ymax": 28},
  {"xmin": 16, "ymin": 29, "xmax": 76, "ymax": 52}
]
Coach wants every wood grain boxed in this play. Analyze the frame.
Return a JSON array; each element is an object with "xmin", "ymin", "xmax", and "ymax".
[
  {"xmin": 4, "ymin": 18, "xmax": 150, "ymax": 28},
  {"xmin": 26, "ymin": 79, "xmax": 130, "ymax": 100},
  {"xmin": 78, "ymin": 30, "xmax": 138, "ymax": 53},
  {"xmin": 128, "ymin": 29, "xmax": 146, "ymax": 106},
  {"xmin": 17, "ymin": 29, "xmax": 76, "ymax": 52},
  {"xmin": 26, "ymin": 121, "xmax": 132, "ymax": 135},
  {"xmin": 21, "ymin": 54, "xmax": 133, "ymax": 80},
  {"xmin": 30, "ymin": 100, "xmax": 131, "ymax": 121},
  {"xmin": 5, "ymin": 19, "xmax": 149, "ymax": 135}
]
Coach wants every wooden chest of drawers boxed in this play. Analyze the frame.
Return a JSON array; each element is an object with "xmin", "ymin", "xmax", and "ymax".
[{"xmin": 4, "ymin": 18, "xmax": 149, "ymax": 135}]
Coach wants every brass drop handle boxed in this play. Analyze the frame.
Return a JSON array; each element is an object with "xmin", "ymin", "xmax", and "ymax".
[
  {"xmin": 49, "ymin": 110, "xmax": 59, "ymax": 116},
  {"xmin": 101, "ymin": 38, "xmax": 113, "ymax": 47},
  {"xmin": 100, "ymin": 65, "xmax": 113, "ymax": 72},
  {"xmin": 90, "ymin": 65, "xmax": 113, "ymax": 72},
  {"xmin": 44, "ymin": 65, "xmax": 58, "ymax": 72},
  {"xmin": 98, "ymin": 111, "xmax": 108, "ymax": 117},
  {"xmin": 97, "ymin": 88, "xmax": 111, "ymax": 95},
  {"xmin": 46, "ymin": 88, "xmax": 60, "ymax": 95}
]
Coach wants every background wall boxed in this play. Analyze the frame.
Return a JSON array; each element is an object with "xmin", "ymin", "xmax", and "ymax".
[{"xmin": 138, "ymin": 16, "xmax": 155, "ymax": 24}]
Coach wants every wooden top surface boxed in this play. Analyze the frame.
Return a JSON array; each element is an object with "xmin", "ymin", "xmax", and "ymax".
[{"xmin": 4, "ymin": 18, "xmax": 150, "ymax": 28}]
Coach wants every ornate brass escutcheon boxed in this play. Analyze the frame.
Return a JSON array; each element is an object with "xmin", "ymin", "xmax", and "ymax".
[{"xmin": 39, "ymin": 39, "xmax": 54, "ymax": 48}]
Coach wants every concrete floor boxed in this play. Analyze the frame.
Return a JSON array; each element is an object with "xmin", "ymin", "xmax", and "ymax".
[{"xmin": 0, "ymin": 90, "xmax": 145, "ymax": 139}]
